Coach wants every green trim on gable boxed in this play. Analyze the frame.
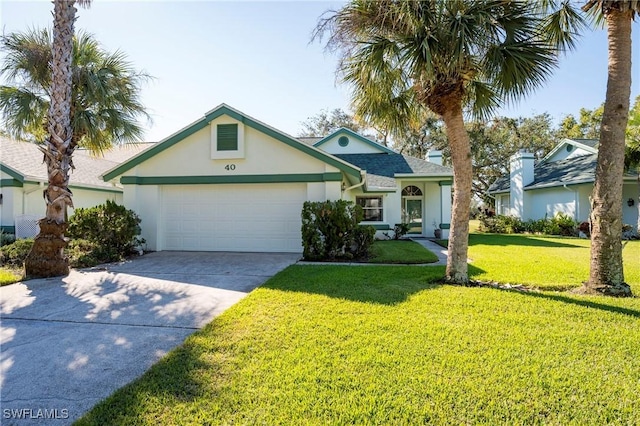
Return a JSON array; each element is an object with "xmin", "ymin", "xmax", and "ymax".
[
  {"xmin": 120, "ymin": 172, "xmax": 343, "ymax": 186},
  {"xmin": 103, "ymin": 105, "xmax": 362, "ymax": 181},
  {"xmin": 314, "ymin": 127, "xmax": 396, "ymax": 154},
  {"xmin": 0, "ymin": 179, "xmax": 23, "ymax": 187},
  {"xmin": 0, "ymin": 164, "xmax": 24, "ymax": 182},
  {"xmin": 103, "ymin": 119, "xmax": 210, "ymax": 181}
]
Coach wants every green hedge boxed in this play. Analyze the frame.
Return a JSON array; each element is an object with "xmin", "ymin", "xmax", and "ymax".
[
  {"xmin": 479, "ymin": 213, "xmax": 578, "ymax": 237},
  {"xmin": 301, "ymin": 200, "xmax": 375, "ymax": 261}
]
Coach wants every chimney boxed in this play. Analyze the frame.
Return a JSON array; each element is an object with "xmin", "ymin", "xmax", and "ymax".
[
  {"xmin": 509, "ymin": 150, "xmax": 534, "ymax": 219},
  {"xmin": 427, "ymin": 150, "xmax": 442, "ymax": 165}
]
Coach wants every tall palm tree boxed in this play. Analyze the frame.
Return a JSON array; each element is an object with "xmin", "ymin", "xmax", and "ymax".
[
  {"xmin": 316, "ymin": 0, "xmax": 584, "ymax": 283},
  {"xmin": 0, "ymin": 1, "xmax": 148, "ymax": 277},
  {"xmin": 581, "ymin": 0, "xmax": 638, "ymax": 296},
  {"xmin": 0, "ymin": 29, "xmax": 150, "ymax": 154}
]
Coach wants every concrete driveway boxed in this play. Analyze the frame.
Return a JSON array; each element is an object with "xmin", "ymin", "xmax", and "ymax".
[{"xmin": 0, "ymin": 251, "xmax": 299, "ymax": 425}]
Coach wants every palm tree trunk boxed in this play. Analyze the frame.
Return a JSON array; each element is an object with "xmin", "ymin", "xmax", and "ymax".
[
  {"xmin": 441, "ymin": 103, "xmax": 472, "ymax": 284},
  {"xmin": 24, "ymin": 0, "xmax": 77, "ymax": 278},
  {"xmin": 585, "ymin": 8, "xmax": 633, "ymax": 297}
]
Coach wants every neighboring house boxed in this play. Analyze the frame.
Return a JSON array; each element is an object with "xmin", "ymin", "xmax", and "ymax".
[
  {"xmin": 102, "ymin": 104, "xmax": 453, "ymax": 253},
  {"xmin": 488, "ymin": 138, "xmax": 639, "ymax": 226},
  {"xmin": 0, "ymin": 137, "xmax": 150, "ymax": 235}
]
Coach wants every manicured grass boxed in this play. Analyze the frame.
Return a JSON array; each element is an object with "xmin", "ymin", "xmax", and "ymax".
[
  {"xmin": 368, "ymin": 240, "xmax": 439, "ymax": 264},
  {"xmin": 0, "ymin": 267, "xmax": 22, "ymax": 286},
  {"xmin": 77, "ymin": 265, "xmax": 640, "ymax": 425},
  {"xmin": 466, "ymin": 234, "xmax": 640, "ymax": 291}
]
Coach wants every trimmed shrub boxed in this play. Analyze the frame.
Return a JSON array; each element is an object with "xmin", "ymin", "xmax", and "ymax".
[
  {"xmin": 301, "ymin": 200, "xmax": 373, "ymax": 261},
  {"xmin": 352, "ymin": 225, "xmax": 376, "ymax": 258},
  {"xmin": 68, "ymin": 200, "xmax": 143, "ymax": 262},
  {"xmin": 0, "ymin": 232, "xmax": 16, "ymax": 247},
  {"xmin": 393, "ymin": 223, "xmax": 410, "ymax": 240},
  {"xmin": 0, "ymin": 238, "xmax": 34, "ymax": 267},
  {"xmin": 479, "ymin": 213, "xmax": 578, "ymax": 237},
  {"xmin": 66, "ymin": 239, "xmax": 102, "ymax": 268}
]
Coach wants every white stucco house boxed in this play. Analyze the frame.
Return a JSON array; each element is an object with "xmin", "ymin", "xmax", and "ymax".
[
  {"xmin": 0, "ymin": 137, "xmax": 149, "ymax": 236},
  {"xmin": 488, "ymin": 138, "xmax": 639, "ymax": 226},
  {"xmin": 102, "ymin": 104, "xmax": 453, "ymax": 253}
]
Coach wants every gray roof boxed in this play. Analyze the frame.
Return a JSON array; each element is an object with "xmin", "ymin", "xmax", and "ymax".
[
  {"xmin": 488, "ymin": 153, "xmax": 638, "ymax": 193},
  {"xmin": 297, "ymin": 137, "xmax": 323, "ymax": 146},
  {"xmin": 0, "ymin": 137, "xmax": 149, "ymax": 190},
  {"xmin": 572, "ymin": 139, "xmax": 598, "ymax": 148},
  {"xmin": 335, "ymin": 153, "xmax": 453, "ymax": 189}
]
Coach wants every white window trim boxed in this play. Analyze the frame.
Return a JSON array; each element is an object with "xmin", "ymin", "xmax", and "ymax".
[{"xmin": 357, "ymin": 196, "xmax": 384, "ymax": 222}]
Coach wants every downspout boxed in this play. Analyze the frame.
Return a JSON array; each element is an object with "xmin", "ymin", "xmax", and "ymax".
[{"xmin": 342, "ymin": 171, "xmax": 366, "ymax": 196}]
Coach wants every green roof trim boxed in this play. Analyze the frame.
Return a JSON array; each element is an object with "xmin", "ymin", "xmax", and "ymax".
[
  {"xmin": 103, "ymin": 104, "xmax": 361, "ymax": 181},
  {"xmin": 0, "ymin": 164, "xmax": 24, "ymax": 182},
  {"xmin": 313, "ymin": 127, "xmax": 396, "ymax": 154},
  {"xmin": 103, "ymin": 119, "xmax": 209, "ymax": 181},
  {"xmin": 120, "ymin": 172, "xmax": 343, "ymax": 186},
  {"xmin": 0, "ymin": 178, "xmax": 23, "ymax": 188},
  {"xmin": 438, "ymin": 180, "xmax": 453, "ymax": 186}
]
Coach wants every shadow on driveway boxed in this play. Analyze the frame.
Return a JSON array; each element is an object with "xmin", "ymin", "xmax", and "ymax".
[{"xmin": 0, "ymin": 251, "xmax": 299, "ymax": 425}]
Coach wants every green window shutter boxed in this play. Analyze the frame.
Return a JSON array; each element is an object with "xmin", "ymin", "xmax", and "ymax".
[{"xmin": 217, "ymin": 124, "xmax": 238, "ymax": 151}]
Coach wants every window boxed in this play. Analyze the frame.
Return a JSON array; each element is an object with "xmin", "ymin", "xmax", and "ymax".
[
  {"xmin": 217, "ymin": 124, "xmax": 238, "ymax": 151},
  {"xmin": 356, "ymin": 197, "xmax": 383, "ymax": 221},
  {"xmin": 401, "ymin": 185, "xmax": 423, "ymax": 196}
]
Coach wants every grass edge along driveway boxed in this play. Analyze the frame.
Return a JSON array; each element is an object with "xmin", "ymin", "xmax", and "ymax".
[{"xmin": 77, "ymin": 236, "xmax": 640, "ymax": 425}]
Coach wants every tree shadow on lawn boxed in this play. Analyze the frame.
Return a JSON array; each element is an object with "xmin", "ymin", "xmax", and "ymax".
[
  {"xmin": 517, "ymin": 290, "xmax": 640, "ymax": 319},
  {"xmin": 260, "ymin": 264, "xmax": 469, "ymax": 305},
  {"xmin": 469, "ymin": 234, "xmax": 585, "ymax": 248}
]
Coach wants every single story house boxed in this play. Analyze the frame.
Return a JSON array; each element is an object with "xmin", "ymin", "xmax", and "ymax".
[
  {"xmin": 0, "ymin": 137, "xmax": 149, "ymax": 236},
  {"xmin": 102, "ymin": 104, "xmax": 454, "ymax": 253},
  {"xmin": 488, "ymin": 138, "xmax": 639, "ymax": 226}
]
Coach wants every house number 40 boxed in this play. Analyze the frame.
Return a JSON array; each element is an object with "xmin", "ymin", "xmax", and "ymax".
[{"xmin": 224, "ymin": 164, "xmax": 236, "ymax": 171}]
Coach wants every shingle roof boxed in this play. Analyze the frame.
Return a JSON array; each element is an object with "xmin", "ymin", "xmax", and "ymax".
[
  {"xmin": 335, "ymin": 153, "xmax": 453, "ymax": 189},
  {"xmin": 297, "ymin": 137, "xmax": 322, "ymax": 146},
  {"xmin": 488, "ymin": 153, "xmax": 638, "ymax": 193},
  {"xmin": 0, "ymin": 137, "xmax": 149, "ymax": 190}
]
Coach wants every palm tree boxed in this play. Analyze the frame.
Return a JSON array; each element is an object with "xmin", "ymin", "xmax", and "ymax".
[
  {"xmin": 0, "ymin": 29, "xmax": 150, "ymax": 154},
  {"xmin": 0, "ymin": 1, "xmax": 149, "ymax": 277},
  {"xmin": 316, "ymin": 0, "xmax": 584, "ymax": 283},
  {"xmin": 580, "ymin": 0, "xmax": 638, "ymax": 297}
]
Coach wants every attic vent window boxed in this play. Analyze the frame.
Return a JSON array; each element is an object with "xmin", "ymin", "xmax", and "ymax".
[
  {"xmin": 566, "ymin": 144, "xmax": 573, "ymax": 152},
  {"xmin": 217, "ymin": 124, "xmax": 238, "ymax": 151},
  {"xmin": 338, "ymin": 136, "xmax": 349, "ymax": 147}
]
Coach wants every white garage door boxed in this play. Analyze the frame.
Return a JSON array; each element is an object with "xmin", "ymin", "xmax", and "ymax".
[{"xmin": 162, "ymin": 184, "xmax": 306, "ymax": 252}]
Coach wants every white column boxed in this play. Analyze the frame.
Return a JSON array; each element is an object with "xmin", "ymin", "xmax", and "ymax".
[{"xmin": 440, "ymin": 182, "xmax": 452, "ymax": 239}]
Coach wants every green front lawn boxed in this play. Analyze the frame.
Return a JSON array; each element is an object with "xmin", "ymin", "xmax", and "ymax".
[
  {"xmin": 467, "ymin": 234, "xmax": 640, "ymax": 291},
  {"xmin": 368, "ymin": 240, "xmax": 439, "ymax": 264},
  {"xmin": 77, "ymin": 265, "xmax": 640, "ymax": 425},
  {"xmin": 77, "ymin": 233, "xmax": 640, "ymax": 424}
]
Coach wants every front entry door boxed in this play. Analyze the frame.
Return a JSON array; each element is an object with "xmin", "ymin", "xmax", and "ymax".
[{"xmin": 404, "ymin": 198, "xmax": 423, "ymax": 234}]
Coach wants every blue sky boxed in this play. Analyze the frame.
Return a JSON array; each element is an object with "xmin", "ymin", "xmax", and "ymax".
[{"xmin": 1, "ymin": 1, "xmax": 638, "ymax": 142}]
